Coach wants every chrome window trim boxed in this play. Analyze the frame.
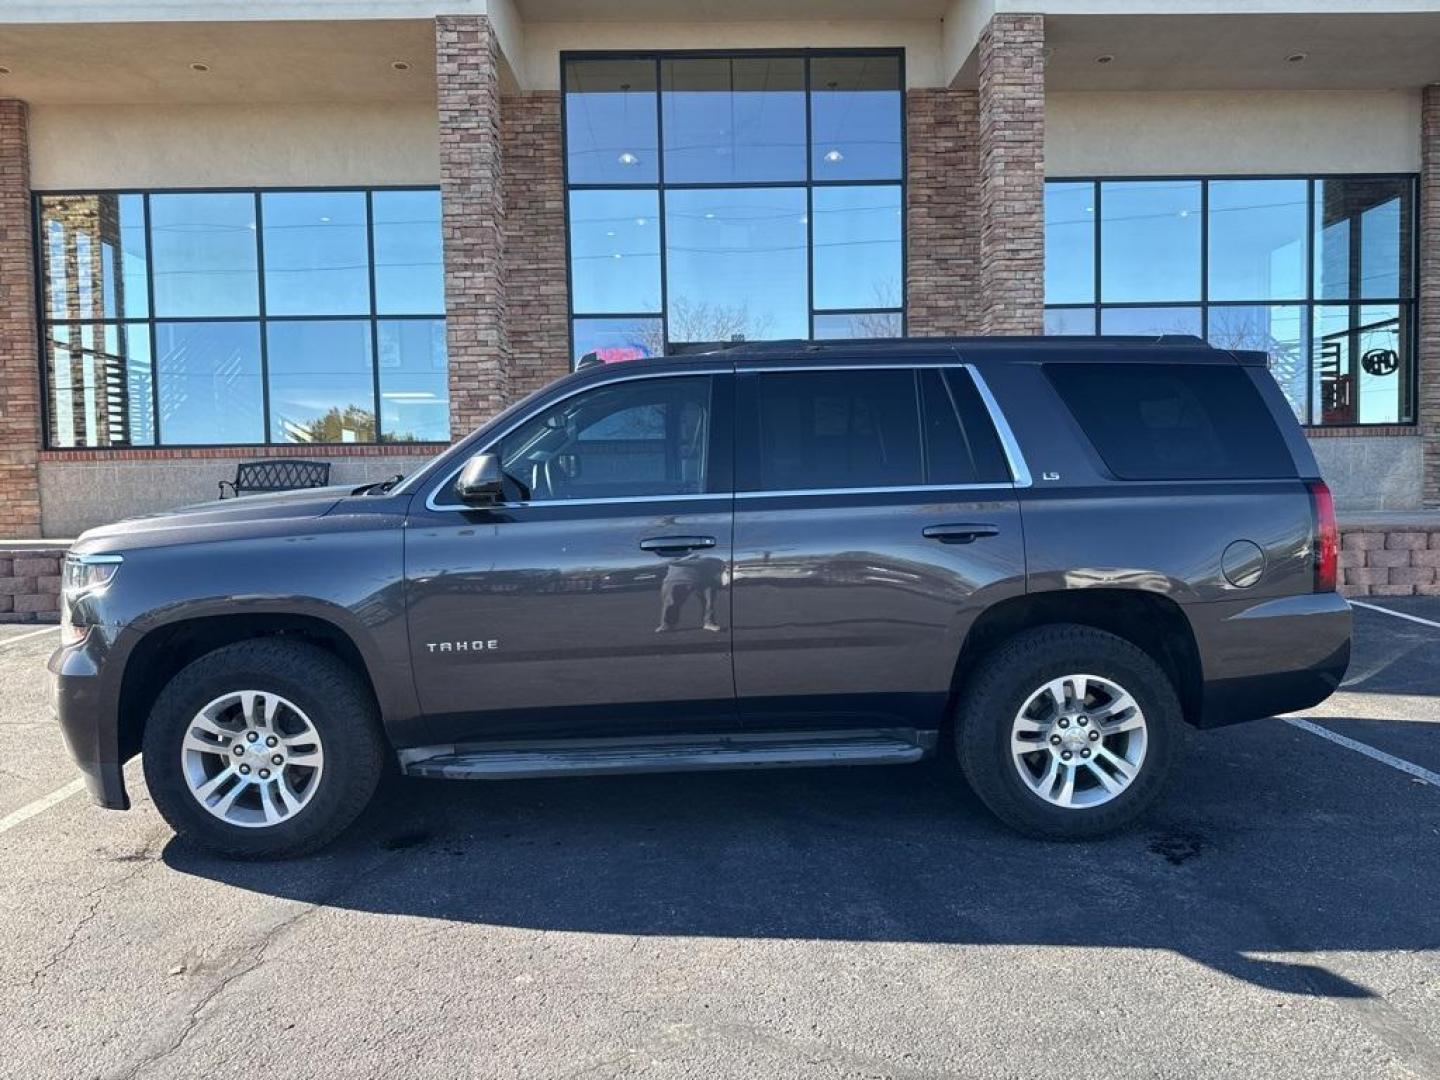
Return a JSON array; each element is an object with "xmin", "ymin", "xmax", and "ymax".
[{"xmin": 421, "ymin": 359, "xmax": 1033, "ymax": 512}]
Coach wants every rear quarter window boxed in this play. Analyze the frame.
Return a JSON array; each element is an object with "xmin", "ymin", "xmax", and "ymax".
[{"xmin": 1044, "ymin": 362, "xmax": 1296, "ymax": 481}]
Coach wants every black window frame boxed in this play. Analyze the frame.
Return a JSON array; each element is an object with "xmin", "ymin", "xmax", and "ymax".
[
  {"xmin": 32, "ymin": 184, "xmax": 448, "ymax": 450},
  {"xmin": 1042, "ymin": 172, "xmax": 1421, "ymax": 431},
  {"xmin": 560, "ymin": 48, "xmax": 908, "ymax": 367}
]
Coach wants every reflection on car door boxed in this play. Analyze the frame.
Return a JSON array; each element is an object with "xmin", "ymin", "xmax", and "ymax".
[
  {"xmin": 731, "ymin": 363, "xmax": 1026, "ymax": 731},
  {"xmin": 404, "ymin": 370, "xmax": 738, "ymax": 743}
]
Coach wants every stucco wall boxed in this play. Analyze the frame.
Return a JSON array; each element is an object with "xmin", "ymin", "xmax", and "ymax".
[
  {"xmin": 1046, "ymin": 90, "xmax": 1421, "ymax": 176},
  {"xmin": 38, "ymin": 455, "xmax": 430, "ymax": 537},
  {"xmin": 1308, "ymin": 434, "xmax": 1423, "ymax": 512},
  {"xmin": 28, "ymin": 101, "xmax": 441, "ymax": 190}
]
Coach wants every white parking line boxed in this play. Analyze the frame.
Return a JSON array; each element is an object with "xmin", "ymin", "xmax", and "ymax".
[
  {"xmin": 0, "ymin": 778, "xmax": 85, "ymax": 836},
  {"xmin": 1285, "ymin": 716, "xmax": 1440, "ymax": 787},
  {"xmin": 1350, "ymin": 599, "xmax": 1440, "ymax": 631},
  {"xmin": 0, "ymin": 624, "xmax": 59, "ymax": 650}
]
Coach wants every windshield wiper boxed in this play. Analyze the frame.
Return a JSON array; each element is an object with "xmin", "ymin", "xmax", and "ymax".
[{"xmin": 351, "ymin": 473, "xmax": 404, "ymax": 496}]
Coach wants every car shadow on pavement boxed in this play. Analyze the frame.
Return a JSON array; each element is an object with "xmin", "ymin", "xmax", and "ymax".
[{"xmin": 162, "ymin": 718, "xmax": 1440, "ymax": 1001}]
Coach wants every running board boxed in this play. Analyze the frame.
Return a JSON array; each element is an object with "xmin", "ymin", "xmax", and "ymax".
[{"xmin": 400, "ymin": 729, "xmax": 935, "ymax": 781}]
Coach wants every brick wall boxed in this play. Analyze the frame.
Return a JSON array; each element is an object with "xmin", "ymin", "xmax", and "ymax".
[
  {"xmin": 437, "ymin": 15, "xmax": 511, "ymax": 437},
  {"xmin": 1338, "ymin": 524, "xmax": 1440, "ymax": 596},
  {"xmin": 0, "ymin": 547, "xmax": 63, "ymax": 623},
  {"xmin": 0, "ymin": 101, "xmax": 41, "ymax": 537},
  {"xmin": 502, "ymin": 92, "xmax": 571, "ymax": 400},
  {"xmin": 1420, "ymin": 87, "xmax": 1440, "ymax": 507},
  {"xmin": 906, "ymin": 88, "xmax": 983, "ymax": 336},
  {"xmin": 977, "ymin": 14, "xmax": 1046, "ymax": 336}
]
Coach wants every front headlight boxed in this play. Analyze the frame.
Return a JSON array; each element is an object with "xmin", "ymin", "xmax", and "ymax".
[{"xmin": 61, "ymin": 553, "xmax": 122, "ymax": 646}]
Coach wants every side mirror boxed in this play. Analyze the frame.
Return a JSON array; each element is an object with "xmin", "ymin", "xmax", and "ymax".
[{"xmin": 454, "ymin": 452, "xmax": 505, "ymax": 506}]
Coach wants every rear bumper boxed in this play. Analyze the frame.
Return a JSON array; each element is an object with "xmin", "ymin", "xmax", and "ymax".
[
  {"xmin": 48, "ymin": 627, "xmax": 131, "ymax": 810},
  {"xmin": 1191, "ymin": 591, "xmax": 1351, "ymax": 728}
]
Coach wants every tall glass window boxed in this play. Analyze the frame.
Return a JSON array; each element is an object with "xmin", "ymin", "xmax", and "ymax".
[
  {"xmin": 1043, "ymin": 175, "xmax": 1417, "ymax": 427},
  {"xmin": 37, "ymin": 188, "xmax": 448, "ymax": 447},
  {"xmin": 563, "ymin": 50, "xmax": 904, "ymax": 366}
]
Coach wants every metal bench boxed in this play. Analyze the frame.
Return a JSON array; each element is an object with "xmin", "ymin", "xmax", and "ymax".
[{"xmin": 218, "ymin": 460, "xmax": 332, "ymax": 499}]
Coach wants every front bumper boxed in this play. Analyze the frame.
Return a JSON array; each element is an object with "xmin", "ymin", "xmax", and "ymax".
[
  {"xmin": 48, "ymin": 626, "xmax": 131, "ymax": 810},
  {"xmin": 1191, "ymin": 591, "xmax": 1352, "ymax": 728}
]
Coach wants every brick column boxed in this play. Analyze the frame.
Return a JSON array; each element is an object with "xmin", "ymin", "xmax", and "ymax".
[
  {"xmin": 0, "ymin": 100, "xmax": 41, "ymax": 537},
  {"xmin": 502, "ymin": 93, "xmax": 570, "ymax": 399},
  {"xmin": 977, "ymin": 14, "xmax": 1046, "ymax": 335},
  {"xmin": 906, "ymin": 89, "xmax": 983, "ymax": 336},
  {"xmin": 436, "ymin": 16, "xmax": 510, "ymax": 438},
  {"xmin": 1421, "ymin": 86, "xmax": 1440, "ymax": 507}
]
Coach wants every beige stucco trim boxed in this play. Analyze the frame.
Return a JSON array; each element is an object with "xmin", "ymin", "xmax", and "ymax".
[
  {"xmin": 29, "ymin": 102, "xmax": 441, "ymax": 189},
  {"xmin": 1047, "ymin": 90, "xmax": 1422, "ymax": 176}
]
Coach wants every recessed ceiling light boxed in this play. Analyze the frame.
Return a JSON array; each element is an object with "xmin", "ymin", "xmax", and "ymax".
[
  {"xmin": 1094, "ymin": 54, "xmax": 1115, "ymax": 65},
  {"xmin": 391, "ymin": 60, "xmax": 411, "ymax": 72},
  {"xmin": 617, "ymin": 151, "xmax": 639, "ymax": 166},
  {"xmin": 189, "ymin": 61, "xmax": 210, "ymax": 73},
  {"xmin": 1285, "ymin": 52, "xmax": 1308, "ymax": 63},
  {"xmin": 823, "ymin": 149, "xmax": 844, "ymax": 163}
]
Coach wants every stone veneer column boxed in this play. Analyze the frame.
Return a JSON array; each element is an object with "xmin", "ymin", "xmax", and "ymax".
[
  {"xmin": 436, "ymin": 16, "xmax": 511, "ymax": 438},
  {"xmin": 502, "ymin": 93, "xmax": 571, "ymax": 399},
  {"xmin": 977, "ymin": 13, "xmax": 1046, "ymax": 335},
  {"xmin": 906, "ymin": 88, "xmax": 984, "ymax": 336},
  {"xmin": 0, "ymin": 100, "xmax": 41, "ymax": 537},
  {"xmin": 1421, "ymin": 86, "xmax": 1440, "ymax": 507}
]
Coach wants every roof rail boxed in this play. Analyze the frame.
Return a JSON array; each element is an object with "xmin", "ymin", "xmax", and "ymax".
[{"xmin": 706, "ymin": 334, "xmax": 1210, "ymax": 356}]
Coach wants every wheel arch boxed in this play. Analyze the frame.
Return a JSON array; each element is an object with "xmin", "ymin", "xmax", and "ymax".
[
  {"xmin": 117, "ymin": 611, "xmax": 387, "ymax": 764},
  {"xmin": 949, "ymin": 589, "xmax": 1204, "ymax": 728}
]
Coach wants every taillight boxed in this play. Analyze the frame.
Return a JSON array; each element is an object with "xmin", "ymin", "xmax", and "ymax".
[{"xmin": 1308, "ymin": 480, "xmax": 1337, "ymax": 593}]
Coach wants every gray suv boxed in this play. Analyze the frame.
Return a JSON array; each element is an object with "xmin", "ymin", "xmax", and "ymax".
[{"xmin": 51, "ymin": 336, "xmax": 1351, "ymax": 858}]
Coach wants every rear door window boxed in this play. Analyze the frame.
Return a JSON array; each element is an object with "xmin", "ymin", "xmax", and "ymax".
[
  {"xmin": 740, "ymin": 367, "xmax": 1013, "ymax": 492},
  {"xmin": 1045, "ymin": 362, "xmax": 1296, "ymax": 480}
]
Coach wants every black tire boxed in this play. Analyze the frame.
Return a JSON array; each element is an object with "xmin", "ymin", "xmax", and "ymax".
[
  {"xmin": 954, "ymin": 624, "xmax": 1182, "ymax": 839},
  {"xmin": 142, "ymin": 639, "xmax": 386, "ymax": 859}
]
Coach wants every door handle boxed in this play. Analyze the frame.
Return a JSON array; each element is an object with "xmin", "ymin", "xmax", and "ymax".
[
  {"xmin": 923, "ymin": 524, "xmax": 999, "ymax": 545},
  {"xmin": 639, "ymin": 535, "xmax": 717, "ymax": 556}
]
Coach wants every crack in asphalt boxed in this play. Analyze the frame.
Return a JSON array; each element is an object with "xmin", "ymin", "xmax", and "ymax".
[{"xmin": 109, "ymin": 846, "xmax": 405, "ymax": 1080}]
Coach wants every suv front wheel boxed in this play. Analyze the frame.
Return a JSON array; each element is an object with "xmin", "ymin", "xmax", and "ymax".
[
  {"xmin": 955, "ymin": 624, "xmax": 1181, "ymax": 839},
  {"xmin": 142, "ymin": 639, "xmax": 385, "ymax": 859}
]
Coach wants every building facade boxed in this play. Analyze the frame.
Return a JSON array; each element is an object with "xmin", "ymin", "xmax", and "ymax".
[{"xmin": 1, "ymin": 0, "xmax": 1439, "ymax": 538}]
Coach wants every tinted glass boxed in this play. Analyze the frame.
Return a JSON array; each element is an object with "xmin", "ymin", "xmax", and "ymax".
[
  {"xmin": 1208, "ymin": 179, "xmax": 1306, "ymax": 302},
  {"xmin": 150, "ymin": 193, "xmax": 259, "ymax": 317},
  {"xmin": 1100, "ymin": 306, "xmax": 1202, "ymax": 338},
  {"xmin": 662, "ymin": 57, "xmax": 805, "ymax": 183},
  {"xmin": 809, "ymin": 55, "xmax": 902, "ymax": 180},
  {"xmin": 1313, "ymin": 303, "xmax": 1409, "ymax": 425},
  {"xmin": 378, "ymin": 319, "xmax": 449, "ymax": 442},
  {"xmin": 813, "ymin": 312, "xmax": 902, "ymax": 339},
  {"xmin": 1207, "ymin": 304, "xmax": 1307, "ymax": 422},
  {"xmin": 262, "ymin": 191, "xmax": 370, "ymax": 316},
  {"xmin": 46, "ymin": 322, "xmax": 154, "ymax": 448},
  {"xmin": 499, "ymin": 376, "xmax": 712, "ymax": 501},
  {"xmin": 1044, "ymin": 307, "xmax": 1096, "ymax": 336},
  {"xmin": 1314, "ymin": 177, "xmax": 1414, "ymax": 300},
  {"xmin": 40, "ymin": 194, "xmax": 149, "ymax": 320},
  {"xmin": 943, "ymin": 369, "xmax": 1012, "ymax": 483},
  {"xmin": 1100, "ymin": 181, "xmax": 1201, "ymax": 303},
  {"xmin": 572, "ymin": 316, "xmax": 663, "ymax": 367},
  {"xmin": 1046, "ymin": 363, "xmax": 1296, "ymax": 481},
  {"xmin": 565, "ymin": 58, "xmax": 659, "ymax": 184},
  {"xmin": 665, "ymin": 187, "xmax": 808, "ymax": 343},
  {"xmin": 1045, "ymin": 182, "xmax": 1095, "ymax": 305},
  {"xmin": 812, "ymin": 185, "xmax": 903, "ymax": 311},
  {"xmin": 155, "ymin": 321, "xmax": 264, "ymax": 444},
  {"xmin": 746, "ymin": 369, "xmax": 921, "ymax": 492},
  {"xmin": 921, "ymin": 369, "xmax": 1003, "ymax": 485},
  {"xmin": 373, "ymin": 190, "xmax": 444, "ymax": 314},
  {"xmin": 266, "ymin": 320, "xmax": 376, "ymax": 443},
  {"xmin": 569, "ymin": 189, "xmax": 661, "ymax": 315}
]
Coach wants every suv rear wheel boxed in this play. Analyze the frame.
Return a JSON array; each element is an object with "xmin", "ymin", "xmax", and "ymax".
[
  {"xmin": 955, "ymin": 624, "xmax": 1181, "ymax": 839},
  {"xmin": 142, "ymin": 639, "xmax": 385, "ymax": 859}
]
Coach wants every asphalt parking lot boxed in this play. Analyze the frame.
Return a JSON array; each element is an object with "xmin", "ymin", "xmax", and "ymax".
[{"xmin": 2, "ymin": 605, "xmax": 1439, "ymax": 1080}]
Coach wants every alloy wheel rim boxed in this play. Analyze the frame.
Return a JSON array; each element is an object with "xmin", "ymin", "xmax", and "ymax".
[
  {"xmin": 180, "ymin": 690, "xmax": 325, "ymax": 829},
  {"xmin": 1009, "ymin": 673, "xmax": 1147, "ymax": 809}
]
